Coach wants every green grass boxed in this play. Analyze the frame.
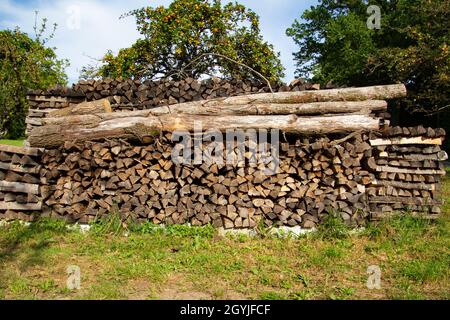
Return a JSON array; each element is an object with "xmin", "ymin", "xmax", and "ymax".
[
  {"xmin": 0, "ymin": 139, "xmax": 25, "ymax": 147},
  {"xmin": 0, "ymin": 170, "xmax": 448, "ymax": 300}
]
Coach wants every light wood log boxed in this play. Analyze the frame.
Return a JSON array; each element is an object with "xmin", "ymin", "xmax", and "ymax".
[
  {"xmin": 0, "ymin": 201, "xmax": 42, "ymax": 211},
  {"xmin": 28, "ymin": 114, "xmax": 381, "ymax": 148},
  {"xmin": 0, "ymin": 162, "xmax": 40, "ymax": 174},
  {"xmin": 49, "ymin": 98, "xmax": 112, "ymax": 117},
  {"xmin": 41, "ymin": 100, "xmax": 387, "ymax": 126},
  {"xmin": 29, "ymin": 96, "xmax": 68, "ymax": 103},
  {"xmin": 375, "ymin": 166, "xmax": 446, "ymax": 175},
  {"xmin": 371, "ymin": 179, "xmax": 436, "ymax": 191},
  {"xmin": 42, "ymin": 100, "xmax": 387, "ymax": 125},
  {"xmin": 28, "ymin": 108, "xmax": 55, "ymax": 115},
  {"xmin": 25, "ymin": 118, "xmax": 42, "ymax": 126},
  {"xmin": 0, "ymin": 144, "xmax": 42, "ymax": 156},
  {"xmin": 185, "ymin": 84, "xmax": 406, "ymax": 105},
  {"xmin": 370, "ymin": 137, "xmax": 443, "ymax": 146},
  {"xmin": 156, "ymin": 100, "xmax": 387, "ymax": 116},
  {"xmin": 378, "ymin": 151, "xmax": 448, "ymax": 161},
  {"xmin": 0, "ymin": 181, "xmax": 39, "ymax": 194}
]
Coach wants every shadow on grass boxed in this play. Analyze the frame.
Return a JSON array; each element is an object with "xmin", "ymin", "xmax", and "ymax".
[{"xmin": 0, "ymin": 218, "xmax": 68, "ymax": 270}]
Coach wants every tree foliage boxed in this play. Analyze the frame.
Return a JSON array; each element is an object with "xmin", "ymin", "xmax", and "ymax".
[
  {"xmin": 0, "ymin": 17, "xmax": 68, "ymax": 138},
  {"xmin": 87, "ymin": 0, "xmax": 284, "ymax": 84},
  {"xmin": 286, "ymin": 0, "xmax": 450, "ymax": 115}
]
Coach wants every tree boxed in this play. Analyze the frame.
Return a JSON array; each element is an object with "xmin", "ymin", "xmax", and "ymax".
[
  {"xmin": 0, "ymin": 16, "xmax": 68, "ymax": 138},
  {"xmin": 286, "ymin": 0, "xmax": 450, "ymax": 116},
  {"xmin": 86, "ymin": 0, "xmax": 284, "ymax": 84}
]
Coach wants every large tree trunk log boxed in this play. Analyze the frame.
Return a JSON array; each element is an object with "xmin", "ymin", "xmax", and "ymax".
[
  {"xmin": 154, "ymin": 100, "xmax": 387, "ymax": 116},
  {"xmin": 28, "ymin": 114, "xmax": 382, "ymax": 148},
  {"xmin": 174, "ymin": 84, "xmax": 405, "ymax": 106},
  {"xmin": 42, "ymin": 100, "xmax": 387, "ymax": 127},
  {"xmin": 42, "ymin": 84, "xmax": 401, "ymax": 121},
  {"xmin": 48, "ymin": 98, "xmax": 112, "ymax": 117}
]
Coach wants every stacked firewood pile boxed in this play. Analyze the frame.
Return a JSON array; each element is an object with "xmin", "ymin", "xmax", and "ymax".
[
  {"xmin": 72, "ymin": 78, "xmax": 323, "ymax": 111},
  {"xmin": 25, "ymin": 88, "xmax": 85, "ymax": 137},
  {"xmin": 0, "ymin": 145, "xmax": 43, "ymax": 221},
  {"xmin": 38, "ymin": 132, "xmax": 375, "ymax": 227},
  {"xmin": 29, "ymin": 78, "xmax": 303, "ymax": 113},
  {"xmin": 367, "ymin": 126, "xmax": 447, "ymax": 219},
  {"xmin": 9, "ymin": 81, "xmax": 444, "ymax": 227},
  {"xmin": 27, "ymin": 84, "xmax": 404, "ymax": 148},
  {"xmin": 28, "ymin": 83, "xmax": 444, "ymax": 228},
  {"xmin": 36, "ymin": 126, "xmax": 446, "ymax": 227}
]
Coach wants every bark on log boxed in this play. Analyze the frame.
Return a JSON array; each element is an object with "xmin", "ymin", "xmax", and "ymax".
[
  {"xmin": 48, "ymin": 98, "xmax": 111, "ymax": 117},
  {"xmin": 43, "ymin": 101, "xmax": 387, "ymax": 126},
  {"xmin": 156, "ymin": 100, "xmax": 387, "ymax": 116},
  {"xmin": 28, "ymin": 114, "xmax": 382, "ymax": 148},
  {"xmin": 375, "ymin": 166, "xmax": 446, "ymax": 175},
  {"xmin": 179, "ymin": 84, "xmax": 405, "ymax": 105},
  {"xmin": 378, "ymin": 151, "xmax": 448, "ymax": 161}
]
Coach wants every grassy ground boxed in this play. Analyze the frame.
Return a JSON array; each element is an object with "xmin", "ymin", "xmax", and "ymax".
[
  {"xmin": 0, "ymin": 167, "xmax": 448, "ymax": 300},
  {"xmin": 0, "ymin": 140, "xmax": 25, "ymax": 147}
]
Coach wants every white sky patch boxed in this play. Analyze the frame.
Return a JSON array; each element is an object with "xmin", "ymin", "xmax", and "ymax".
[{"xmin": 0, "ymin": 0, "xmax": 317, "ymax": 85}]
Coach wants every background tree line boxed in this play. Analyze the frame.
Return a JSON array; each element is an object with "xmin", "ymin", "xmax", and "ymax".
[
  {"xmin": 286, "ymin": 0, "xmax": 449, "ymax": 150},
  {"xmin": 0, "ymin": 15, "xmax": 68, "ymax": 139}
]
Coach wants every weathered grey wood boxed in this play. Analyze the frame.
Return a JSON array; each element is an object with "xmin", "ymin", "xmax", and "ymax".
[
  {"xmin": 25, "ymin": 118, "xmax": 43, "ymax": 126},
  {"xmin": 0, "ymin": 181, "xmax": 40, "ymax": 195},
  {"xmin": 0, "ymin": 201, "xmax": 42, "ymax": 211},
  {"xmin": 30, "ymin": 96, "xmax": 68, "ymax": 103},
  {"xmin": 369, "ymin": 196, "xmax": 442, "ymax": 205},
  {"xmin": 378, "ymin": 151, "xmax": 448, "ymax": 161},
  {"xmin": 42, "ymin": 100, "xmax": 387, "ymax": 126},
  {"xmin": 375, "ymin": 166, "xmax": 446, "ymax": 175},
  {"xmin": 29, "ymin": 114, "xmax": 381, "ymax": 148},
  {"xmin": 371, "ymin": 179, "xmax": 436, "ymax": 191},
  {"xmin": 156, "ymin": 100, "xmax": 387, "ymax": 116},
  {"xmin": 28, "ymin": 108, "xmax": 55, "ymax": 115},
  {"xmin": 0, "ymin": 162, "xmax": 40, "ymax": 174},
  {"xmin": 193, "ymin": 84, "xmax": 406, "ymax": 105},
  {"xmin": 0, "ymin": 144, "xmax": 42, "ymax": 156},
  {"xmin": 371, "ymin": 211, "xmax": 440, "ymax": 220}
]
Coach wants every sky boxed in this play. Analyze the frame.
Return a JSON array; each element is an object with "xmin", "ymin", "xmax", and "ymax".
[{"xmin": 0, "ymin": 0, "xmax": 319, "ymax": 85}]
